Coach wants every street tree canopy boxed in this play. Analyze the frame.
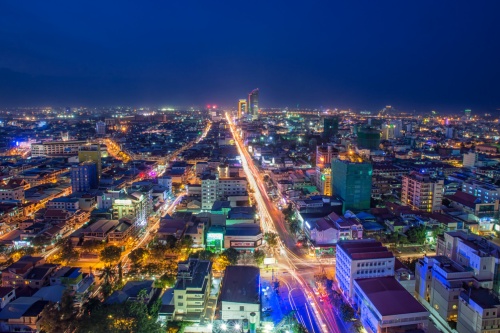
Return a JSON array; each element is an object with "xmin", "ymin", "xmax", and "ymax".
[{"xmin": 100, "ymin": 245, "xmax": 122, "ymax": 264}]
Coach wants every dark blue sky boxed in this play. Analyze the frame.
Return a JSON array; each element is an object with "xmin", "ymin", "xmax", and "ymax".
[{"xmin": 1, "ymin": 1, "xmax": 499, "ymax": 112}]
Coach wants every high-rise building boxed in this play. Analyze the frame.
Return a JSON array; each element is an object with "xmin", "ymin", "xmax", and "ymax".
[
  {"xmin": 248, "ymin": 88, "xmax": 259, "ymax": 120},
  {"xmin": 237, "ymin": 99, "xmax": 247, "ymax": 119},
  {"xmin": 201, "ymin": 174, "xmax": 219, "ymax": 211},
  {"xmin": 171, "ymin": 259, "xmax": 212, "ymax": 322},
  {"xmin": 71, "ymin": 161, "xmax": 98, "ymax": 193},
  {"xmin": 78, "ymin": 144, "xmax": 102, "ymax": 179},
  {"xmin": 357, "ymin": 127, "xmax": 381, "ymax": 150},
  {"xmin": 465, "ymin": 109, "xmax": 472, "ymax": 120},
  {"xmin": 381, "ymin": 124, "xmax": 395, "ymax": 140},
  {"xmin": 322, "ymin": 117, "xmax": 339, "ymax": 140},
  {"xmin": 401, "ymin": 171, "xmax": 444, "ymax": 212},
  {"xmin": 316, "ymin": 144, "xmax": 338, "ymax": 168},
  {"xmin": 463, "ymin": 152, "xmax": 478, "ymax": 169},
  {"xmin": 393, "ymin": 119, "xmax": 403, "ymax": 138},
  {"xmin": 317, "ymin": 168, "xmax": 331, "ymax": 196},
  {"xmin": 331, "ymin": 157, "xmax": 373, "ymax": 212},
  {"xmin": 96, "ymin": 121, "xmax": 106, "ymax": 136}
]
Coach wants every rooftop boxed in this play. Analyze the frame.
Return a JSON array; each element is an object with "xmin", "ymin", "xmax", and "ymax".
[
  {"xmin": 220, "ymin": 266, "xmax": 260, "ymax": 304},
  {"xmin": 354, "ymin": 277, "xmax": 428, "ymax": 317},
  {"xmin": 338, "ymin": 240, "xmax": 394, "ymax": 260}
]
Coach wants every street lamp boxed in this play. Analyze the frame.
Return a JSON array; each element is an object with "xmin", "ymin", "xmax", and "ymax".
[{"xmin": 221, "ymin": 323, "xmax": 227, "ymax": 331}]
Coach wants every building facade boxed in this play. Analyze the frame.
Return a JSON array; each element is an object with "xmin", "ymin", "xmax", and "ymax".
[
  {"xmin": 401, "ymin": 172, "xmax": 444, "ymax": 212},
  {"xmin": 331, "ymin": 158, "xmax": 372, "ymax": 212},
  {"xmin": 336, "ymin": 240, "xmax": 395, "ymax": 302},
  {"xmin": 71, "ymin": 162, "xmax": 98, "ymax": 193}
]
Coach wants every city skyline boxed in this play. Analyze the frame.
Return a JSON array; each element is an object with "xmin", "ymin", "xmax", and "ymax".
[{"xmin": 0, "ymin": 1, "xmax": 500, "ymax": 113}]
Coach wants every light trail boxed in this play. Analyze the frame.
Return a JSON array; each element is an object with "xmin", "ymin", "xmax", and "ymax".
[{"xmin": 226, "ymin": 112, "xmax": 338, "ymax": 333}]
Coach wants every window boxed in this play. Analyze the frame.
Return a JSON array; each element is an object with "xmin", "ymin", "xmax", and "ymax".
[
  {"xmin": 240, "ymin": 306, "xmax": 244, "ymax": 311},
  {"xmin": 178, "ymin": 302, "xmax": 184, "ymax": 306},
  {"xmin": 177, "ymin": 295, "xmax": 183, "ymax": 299}
]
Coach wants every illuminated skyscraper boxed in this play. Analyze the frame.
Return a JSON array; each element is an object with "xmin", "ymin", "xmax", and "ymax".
[
  {"xmin": 71, "ymin": 161, "xmax": 98, "ymax": 193},
  {"xmin": 331, "ymin": 157, "xmax": 372, "ymax": 212},
  {"xmin": 238, "ymin": 99, "xmax": 247, "ymax": 119},
  {"xmin": 96, "ymin": 121, "xmax": 106, "ymax": 136},
  {"xmin": 248, "ymin": 88, "xmax": 259, "ymax": 120},
  {"xmin": 323, "ymin": 117, "xmax": 339, "ymax": 140},
  {"xmin": 78, "ymin": 144, "xmax": 102, "ymax": 179},
  {"xmin": 465, "ymin": 109, "xmax": 472, "ymax": 120}
]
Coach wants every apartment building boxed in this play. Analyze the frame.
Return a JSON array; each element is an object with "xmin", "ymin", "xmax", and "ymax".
[
  {"xmin": 112, "ymin": 192, "xmax": 148, "ymax": 228},
  {"xmin": 0, "ymin": 179, "xmax": 28, "ymax": 201},
  {"xmin": 336, "ymin": 240, "xmax": 395, "ymax": 302},
  {"xmin": 401, "ymin": 171, "xmax": 444, "ymax": 212},
  {"xmin": 457, "ymin": 288, "xmax": 500, "ymax": 333},
  {"xmin": 462, "ymin": 180, "xmax": 500, "ymax": 204},
  {"xmin": 173, "ymin": 259, "xmax": 212, "ymax": 321},
  {"xmin": 415, "ymin": 256, "xmax": 475, "ymax": 323},
  {"xmin": 201, "ymin": 174, "xmax": 247, "ymax": 211}
]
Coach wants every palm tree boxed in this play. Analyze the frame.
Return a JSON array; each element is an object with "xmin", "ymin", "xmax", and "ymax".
[{"xmin": 99, "ymin": 265, "xmax": 116, "ymax": 285}]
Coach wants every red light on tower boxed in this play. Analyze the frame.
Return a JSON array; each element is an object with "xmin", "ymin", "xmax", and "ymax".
[{"xmin": 207, "ymin": 105, "xmax": 211, "ymax": 109}]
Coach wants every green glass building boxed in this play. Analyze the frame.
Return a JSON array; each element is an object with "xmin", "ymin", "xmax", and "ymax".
[{"xmin": 331, "ymin": 158, "xmax": 372, "ymax": 212}]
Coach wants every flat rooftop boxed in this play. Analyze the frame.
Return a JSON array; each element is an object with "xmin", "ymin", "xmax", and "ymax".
[
  {"xmin": 338, "ymin": 240, "xmax": 394, "ymax": 260},
  {"xmin": 355, "ymin": 277, "xmax": 428, "ymax": 317},
  {"xmin": 220, "ymin": 266, "xmax": 260, "ymax": 304}
]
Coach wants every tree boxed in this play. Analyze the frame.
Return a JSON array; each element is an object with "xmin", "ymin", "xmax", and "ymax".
[
  {"xmin": 264, "ymin": 232, "xmax": 279, "ymax": 253},
  {"xmin": 31, "ymin": 235, "xmax": 52, "ymax": 248},
  {"xmin": 339, "ymin": 302, "xmax": 355, "ymax": 322},
  {"xmin": 40, "ymin": 291, "xmax": 76, "ymax": 333},
  {"xmin": 253, "ymin": 250, "xmax": 266, "ymax": 266},
  {"xmin": 99, "ymin": 265, "xmax": 116, "ymax": 297},
  {"xmin": 165, "ymin": 235, "xmax": 178, "ymax": 249},
  {"xmin": 57, "ymin": 238, "xmax": 78, "ymax": 265},
  {"xmin": 100, "ymin": 245, "xmax": 122, "ymax": 265},
  {"xmin": 195, "ymin": 250, "xmax": 216, "ymax": 261},
  {"xmin": 431, "ymin": 225, "xmax": 445, "ymax": 241},
  {"xmin": 213, "ymin": 253, "xmax": 231, "ymax": 272},
  {"xmin": 178, "ymin": 235, "xmax": 193, "ymax": 250},
  {"xmin": 81, "ymin": 239, "xmax": 105, "ymax": 253},
  {"xmin": 75, "ymin": 295, "xmax": 164, "ymax": 333},
  {"xmin": 288, "ymin": 219, "xmax": 301, "ymax": 235},
  {"xmin": 129, "ymin": 248, "xmax": 150, "ymax": 267},
  {"xmin": 406, "ymin": 225, "xmax": 427, "ymax": 244},
  {"xmin": 222, "ymin": 248, "xmax": 240, "ymax": 265}
]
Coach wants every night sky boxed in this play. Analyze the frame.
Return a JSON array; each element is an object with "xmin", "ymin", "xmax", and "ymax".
[{"xmin": 1, "ymin": 1, "xmax": 499, "ymax": 112}]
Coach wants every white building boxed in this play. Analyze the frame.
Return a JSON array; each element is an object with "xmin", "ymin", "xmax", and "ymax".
[
  {"xmin": 201, "ymin": 174, "xmax": 248, "ymax": 211},
  {"xmin": 354, "ymin": 277, "xmax": 428, "ymax": 333},
  {"xmin": 462, "ymin": 180, "xmax": 500, "ymax": 204},
  {"xmin": 47, "ymin": 197, "xmax": 80, "ymax": 211},
  {"xmin": 96, "ymin": 121, "xmax": 106, "ymax": 136},
  {"xmin": 336, "ymin": 240, "xmax": 395, "ymax": 302},
  {"xmin": 401, "ymin": 171, "xmax": 444, "ymax": 212},
  {"xmin": 0, "ymin": 179, "xmax": 27, "ymax": 201},
  {"xmin": 172, "ymin": 259, "xmax": 212, "ymax": 322},
  {"xmin": 201, "ymin": 174, "xmax": 218, "ymax": 211},
  {"xmin": 31, "ymin": 140, "xmax": 89, "ymax": 157},
  {"xmin": 112, "ymin": 192, "xmax": 148, "ymax": 228},
  {"xmin": 463, "ymin": 152, "xmax": 478, "ymax": 169},
  {"xmin": 220, "ymin": 266, "xmax": 260, "ymax": 328},
  {"xmin": 457, "ymin": 288, "xmax": 500, "ymax": 333},
  {"xmin": 158, "ymin": 176, "xmax": 173, "ymax": 196}
]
